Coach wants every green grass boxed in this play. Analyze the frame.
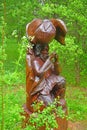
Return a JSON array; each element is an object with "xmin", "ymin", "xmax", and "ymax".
[
  {"xmin": 1, "ymin": 84, "xmax": 87, "ymax": 129},
  {"xmin": 5, "ymin": 38, "xmax": 19, "ymax": 71},
  {"xmin": 0, "ymin": 85, "xmax": 26, "ymax": 130},
  {"xmin": 66, "ymin": 86, "xmax": 87, "ymax": 121}
]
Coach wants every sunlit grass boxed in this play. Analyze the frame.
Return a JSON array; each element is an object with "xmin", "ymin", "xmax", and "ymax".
[{"xmin": 66, "ymin": 86, "xmax": 87, "ymax": 121}]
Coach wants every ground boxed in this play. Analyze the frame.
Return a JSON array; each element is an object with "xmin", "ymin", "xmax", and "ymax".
[{"xmin": 68, "ymin": 120, "xmax": 87, "ymax": 130}]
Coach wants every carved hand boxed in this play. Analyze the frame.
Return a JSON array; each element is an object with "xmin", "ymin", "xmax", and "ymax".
[{"xmin": 49, "ymin": 53, "xmax": 58, "ymax": 62}]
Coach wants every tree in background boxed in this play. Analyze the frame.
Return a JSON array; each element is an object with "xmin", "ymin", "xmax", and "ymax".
[{"xmin": 0, "ymin": 0, "xmax": 87, "ymax": 86}]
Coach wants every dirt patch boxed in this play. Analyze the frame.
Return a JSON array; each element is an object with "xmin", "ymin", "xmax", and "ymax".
[{"xmin": 68, "ymin": 120, "xmax": 87, "ymax": 130}]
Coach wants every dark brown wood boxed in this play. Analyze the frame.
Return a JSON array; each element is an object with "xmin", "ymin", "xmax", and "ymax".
[
  {"xmin": 50, "ymin": 18, "xmax": 67, "ymax": 45},
  {"xmin": 54, "ymin": 117, "xmax": 68, "ymax": 130},
  {"xmin": 26, "ymin": 18, "xmax": 67, "ymax": 45},
  {"xmin": 23, "ymin": 18, "xmax": 68, "ymax": 130}
]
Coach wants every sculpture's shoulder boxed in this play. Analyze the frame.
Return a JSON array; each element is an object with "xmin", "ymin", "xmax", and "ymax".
[
  {"xmin": 26, "ymin": 48, "xmax": 35, "ymax": 67},
  {"xmin": 26, "ymin": 48, "xmax": 34, "ymax": 58},
  {"xmin": 26, "ymin": 48, "xmax": 35, "ymax": 80}
]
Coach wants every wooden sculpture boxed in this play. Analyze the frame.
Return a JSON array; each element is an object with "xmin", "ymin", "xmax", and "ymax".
[{"xmin": 23, "ymin": 18, "xmax": 68, "ymax": 130}]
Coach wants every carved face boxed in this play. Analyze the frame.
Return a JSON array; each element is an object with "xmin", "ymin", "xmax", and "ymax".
[
  {"xmin": 34, "ymin": 44, "xmax": 49, "ymax": 61},
  {"xmin": 40, "ymin": 45, "xmax": 49, "ymax": 61}
]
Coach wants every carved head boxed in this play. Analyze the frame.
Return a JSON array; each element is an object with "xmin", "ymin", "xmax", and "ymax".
[{"xmin": 33, "ymin": 44, "xmax": 49, "ymax": 61}]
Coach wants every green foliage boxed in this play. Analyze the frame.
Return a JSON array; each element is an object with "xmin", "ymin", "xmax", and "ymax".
[{"xmin": 25, "ymin": 99, "xmax": 67, "ymax": 130}]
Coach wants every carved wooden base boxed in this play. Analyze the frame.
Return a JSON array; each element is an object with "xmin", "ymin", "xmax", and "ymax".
[
  {"xmin": 54, "ymin": 117, "xmax": 68, "ymax": 130},
  {"xmin": 22, "ymin": 104, "xmax": 68, "ymax": 130},
  {"xmin": 38, "ymin": 117, "xmax": 68, "ymax": 130}
]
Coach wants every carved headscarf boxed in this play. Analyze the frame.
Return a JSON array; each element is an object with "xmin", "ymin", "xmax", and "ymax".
[{"xmin": 26, "ymin": 18, "xmax": 67, "ymax": 45}]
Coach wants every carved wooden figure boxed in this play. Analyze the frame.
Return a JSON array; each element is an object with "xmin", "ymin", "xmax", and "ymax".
[{"xmin": 23, "ymin": 18, "xmax": 68, "ymax": 130}]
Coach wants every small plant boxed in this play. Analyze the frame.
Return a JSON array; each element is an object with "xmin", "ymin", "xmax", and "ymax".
[{"xmin": 25, "ymin": 98, "xmax": 67, "ymax": 130}]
